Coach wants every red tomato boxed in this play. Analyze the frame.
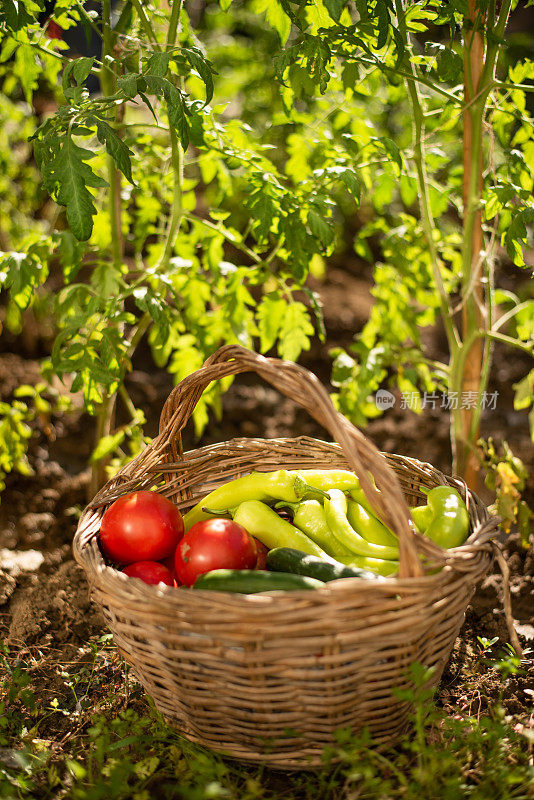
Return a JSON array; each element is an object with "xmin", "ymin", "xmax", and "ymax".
[
  {"xmin": 122, "ymin": 561, "xmax": 175, "ymax": 586},
  {"xmin": 175, "ymin": 518, "xmax": 257, "ymax": 587},
  {"xmin": 99, "ymin": 491, "xmax": 184, "ymax": 565},
  {"xmin": 254, "ymin": 538, "xmax": 269, "ymax": 570},
  {"xmin": 161, "ymin": 552, "xmax": 180, "ymax": 586}
]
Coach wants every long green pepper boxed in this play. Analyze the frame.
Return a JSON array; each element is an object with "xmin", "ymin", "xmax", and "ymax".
[
  {"xmin": 183, "ymin": 469, "xmax": 361, "ymax": 531},
  {"xmin": 347, "ymin": 500, "xmax": 398, "ymax": 548},
  {"xmin": 324, "ymin": 489, "xmax": 399, "ymax": 561},
  {"xmin": 276, "ymin": 499, "xmax": 358, "ymax": 563},
  {"xmin": 231, "ymin": 500, "xmax": 333, "ymax": 559}
]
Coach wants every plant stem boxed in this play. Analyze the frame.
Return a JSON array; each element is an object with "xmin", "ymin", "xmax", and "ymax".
[
  {"xmin": 74, "ymin": 1, "xmax": 103, "ymax": 40},
  {"xmin": 91, "ymin": 0, "xmax": 123, "ymax": 494},
  {"xmin": 158, "ymin": 0, "xmax": 185, "ymax": 270},
  {"xmin": 166, "ymin": 0, "xmax": 183, "ymax": 50},
  {"xmin": 100, "ymin": 0, "xmax": 122, "ymax": 271},
  {"xmin": 337, "ymin": 51, "xmax": 463, "ymax": 104},
  {"xmin": 452, "ymin": 0, "xmax": 513, "ymax": 483},
  {"xmin": 184, "ymin": 212, "xmax": 269, "ymax": 265},
  {"xmin": 127, "ymin": 311, "xmax": 152, "ymax": 357},
  {"xmin": 119, "ymin": 384, "xmax": 139, "ymax": 421},
  {"xmin": 492, "ymin": 300, "xmax": 533, "ymax": 332},
  {"xmin": 485, "ymin": 331, "xmax": 534, "ymax": 354},
  {"xmin": 454, "ymin": 0, "xmax": 486, "ymax": 485},
  {"xmin": 495, "ymin": 80, "xmax": 534, "ymax": 93},
  {"xmin": 130, "ymin": 0, "xmax": 160, "ymax": 47},
  {"xmin": 160, "ymin": 125, "xmax": 184, "ymax": 269},
  {"xmin": 393, "ymin": 0, "xmax": 460, "ymax": 358}
]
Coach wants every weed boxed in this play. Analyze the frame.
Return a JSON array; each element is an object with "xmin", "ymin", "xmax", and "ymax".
[{"xmin": 0, "ymin": 641, "xmax": 532, "ymax": 800}]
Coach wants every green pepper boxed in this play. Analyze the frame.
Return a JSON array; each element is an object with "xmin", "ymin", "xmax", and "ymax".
[
  {"xmin": 324, "ymin": 489, "xmax": 399, "ymax": 561},
  {"xmin": 232, "ymin": 500, "xmax": 332, "ymax": 559},
  {"xmin": 184, "ymin": 470, "xmax": 310, "ymax": 531},
  {"xmin": 276, "ymin": 499, "xmax": 357, "ymax": 563},
  {"xmin": 347, "ymin": 500, "xmax": 398, "ymax": 548},
  {"xmin": 410, "ymin": 504, "xmax": 432, "ymax": 533},
  {"xmin": 410, "ymin": 486, "xmax": 470, "ymax": 548},
  {"xmin": 347, "ymin": 555, "xmax": 399, "ymax": 577},
  {"xmin": 292, "ymin": 469, "xmax": 361, "ymax": 494},
  {"xmin": 183, "ymin": 469, "xmax": 361, "ymax": 531}
]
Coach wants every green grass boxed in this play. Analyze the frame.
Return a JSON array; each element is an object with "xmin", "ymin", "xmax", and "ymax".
[{"xmin": 0, "ymin": 640, "xmax": 532, "ymax": 800}]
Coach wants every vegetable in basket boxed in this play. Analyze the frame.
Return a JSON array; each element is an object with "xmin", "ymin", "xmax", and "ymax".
[
  {"xmin": 122, "ymin": 561, "xmax": 175, "ymax": 586},
  {"xmin": 266, "ymin": 547, "xmax": 380, "ymax": 582},
  {"xmin": 275, "ymin": 498, "xmax": 356, "ymax": 562},
  {"xmin": 174, "ymin": 518, "xmax": 258, "ymax": 587},
  {"xmin": 324, "ymin": 490, "xmax": 399, "ymax": 561},
  {"xmin": 183, "ymin": 469, "xmax": 361, "ymax": 530},
  {"xmin": 346, "ymin": 499, "xmax": 398, "ymax": 548},
  {"xmin": 232, "ymin": 500, "xmax": 332, "ymax": 558},
  {"xmin": 193, "ymin": 569, "xmax": 325, "ymax": 593},
  {"xmin": 99, "ymin": 490, "xmax": 184, "ymax": 564},
  {"xmin": 410, "ymin": 486, "xmax": 470, "ymax": 548},
  {"xmin": 276, "ymin": 497, "xmax": 400, "ymax": 576}
]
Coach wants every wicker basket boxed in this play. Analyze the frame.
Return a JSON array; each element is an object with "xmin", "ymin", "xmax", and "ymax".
[{"xmin": 73, "ymin": 345, "xmax": 503, "ymax": 770}]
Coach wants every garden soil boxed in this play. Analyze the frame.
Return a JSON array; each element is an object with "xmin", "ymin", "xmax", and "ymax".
[{"xmin": 0, "ymin": 258, "xmax": 533, "ymax": 754}]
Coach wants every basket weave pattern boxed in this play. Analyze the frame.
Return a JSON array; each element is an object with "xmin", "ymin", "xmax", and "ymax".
[{"xmin": 74, "ymin": 346, "xmax": 498, "ymax": 769}]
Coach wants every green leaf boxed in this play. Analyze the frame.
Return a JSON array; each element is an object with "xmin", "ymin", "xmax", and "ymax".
[
  {"xmin": 95, "ymin": 120, "xmax": 134, "ymax": 184},
  {"xmin": 0, "ymin": 247, "xmax": 49, "ymax": 310},
  {"xmin": 146, "ymin": 52, "xmax": 170, "ymax": 77},
  {"xmin": 340, "ymin": 170, "xmax": 361, "ymax": 204},
  {"xmin": 91, "ymin": 263, "xmax": 123, "ymax": 297},
  {"xmin": 184, "ymin": 47, "xmax": 214, "ymax": 105},
  {"xmin": 341, "ymin": 61, "xmax": 360, "ymax": 92},
  {"xmin": 324, "ymin": 0, "xmax": 345, "ymax": 22},
  {"xmin": 134, "ymin": 287, "xmax": 170, "ymax": 340},
  {"xmin": 14, "ymin": 42, "xmax": 40, "ymax": 103},
  {"xmin": 118, "ymin": 73, "xmax": 139, "ymax": 98},
  {"xmin": 435, "ymin": 47, "xmax": 462, "ymax": 83},
  {"xmin": 54, "ymin": 134, "xmax": 107, "ymax": 241},
  {"xmin": 376, "ymin": 137, "xmax": 403, "ymax": 171},
  {"xmin": 248, "ymin": 191, "xmax": 275, "ymax": 241},
  {"xmin": 252, "ymin": 0, "xmax": 291, "ymax": 45},
  {"xmin": 73, "ymin": 56, "xmax": 96, "ymax": 85},
  {"xmin": 1, "ymin": 0, "xmax": 38, "ymax": 31},
  {"xmin": 278, "ymin": 302, "xmax": 314, "ymax": 362},
  {"xmin": 515, "ymin": 302, "xmax": 534, "ymax": 342},
  {"xmin": 257, "ymin": 293, "xmax": 287, "ymax": 353},
  {"xmin": 143, "ymin": 76, "xmax": 190, "ymax": 150},
  {"xmin": 375, "ymin": 0, "xmax": 390, "ymax": 49},
  {"xmin": 303, "ymin": 287, "xmax": 326, "ymax": 342},
  {"xmin": 513, "ymin": 370, "xmax": 534, "ymax": 411},
  {"xmin": 308, "ymin": 209, "xmax": 334, "ymax": 247},
  {"xmin": 90, "ymin": 430, "xmax": 126, "ymax": 462}
]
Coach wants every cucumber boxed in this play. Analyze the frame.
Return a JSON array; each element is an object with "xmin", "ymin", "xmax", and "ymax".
[
  {"xmin": 192, "ymin": 569, "xmax": 325, "ymax": 593},
  {"xmin": 266, "ymin": 547, "xmax": 379, "ymax": 582}
]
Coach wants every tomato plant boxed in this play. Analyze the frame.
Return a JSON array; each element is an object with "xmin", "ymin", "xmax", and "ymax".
[
  {"xmin": 99, "ymin": 490, "xmax": 184, "ymax": 564},
  {"xmin": 175, "ymin": 518, "xmax": 257, "ymax": 587},
  {"xmin": 0, "ymin": 0, "xmax": 336, "ymax": 495},
  {"xmin": 122, "ymin": 560, "xmax": 175, "ymax": 587},
  {"xmin": 0, "ymin": 0, "xmax": 532, "ymax": 530}
]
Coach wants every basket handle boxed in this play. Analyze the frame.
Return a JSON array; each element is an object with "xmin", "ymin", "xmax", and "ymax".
[{"xmin": 156, "ymin": 345, "xmax": 423, "ymax": 578}]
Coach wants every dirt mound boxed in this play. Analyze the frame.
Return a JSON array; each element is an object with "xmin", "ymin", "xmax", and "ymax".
[{"xmin": 7, "ymin": 560, "xmax": 105, "ymax": 649}]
